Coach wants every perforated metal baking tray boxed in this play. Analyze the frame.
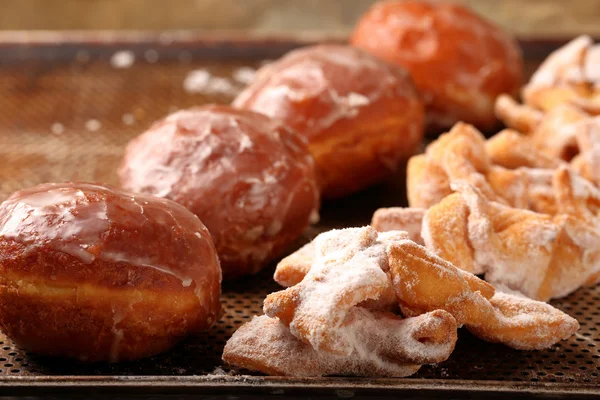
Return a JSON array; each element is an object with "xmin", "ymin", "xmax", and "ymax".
[{"xmin": 0, "ymin": 32, "xmax": 598, "ymax": 398}]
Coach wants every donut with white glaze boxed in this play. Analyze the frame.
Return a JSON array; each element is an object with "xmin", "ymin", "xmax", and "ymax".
[
  {"xmin": 351, "ymin": 0, "xmax": 523, "ymax": 131},
  {"xmin": 233, "ymin": 44, "xmax": 424, "ymax": 198},
  {"xmin": 119, "ymin": 105, "xmax": 320, "ymax": 279},
  {"xmin": 0, "ymin": 182, "xmax": 221, "ymax": 362}
]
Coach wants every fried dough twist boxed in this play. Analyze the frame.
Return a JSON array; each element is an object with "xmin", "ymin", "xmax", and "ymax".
[
  {"xmin": 223, "ymin": 308, "xmax": 457, "ymax": 377},
  {"xmin": 272, "ymin": 226, "xmax": 579, "ymax": 349}
]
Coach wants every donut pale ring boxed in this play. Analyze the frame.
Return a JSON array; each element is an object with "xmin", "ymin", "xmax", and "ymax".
[
  {"xmin": 233, "ymin": 44, "xmax": 424, "ymax": 198},
  {"xmin": 351, "ymin": 0, "xmax": 523, "ymax": 130},
  {"xmin": 0, "ymin": 182, "xmax": 222, "ymax": 362},
  {"xmin": 119, "ymin": 105, "xmax": 320, "ymax": 279}
]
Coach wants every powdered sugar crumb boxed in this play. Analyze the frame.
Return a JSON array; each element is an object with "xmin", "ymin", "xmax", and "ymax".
[
  {"xmin": 51, "ymin": 122, "xmax": 65, "ymax": 135},
  {"xmin": 110, "ymin": 50, "xmax": 135, "ymax": 69},
  {"xmin": 183, "ymin": 69, "xmax": 239, "ymax": 96},
  {"xmin": 85, "ymin": 119, "xmax": 102, "ymax": 132}
]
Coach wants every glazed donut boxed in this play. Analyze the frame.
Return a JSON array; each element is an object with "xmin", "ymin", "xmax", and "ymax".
[
  {"xmin": 351, "ymin": 0, "xmax": 523, "ymax": 131},
  {"xmin": 119, "ymin": 105, "xmax": 320, "ymax": 279},
  {"xmin": 0, "ymin": 182, "xmax": 221, "ymax": 362},
  {"xmin": 233, "ymin": 44, "xmax": 424, "ymax": 198}
]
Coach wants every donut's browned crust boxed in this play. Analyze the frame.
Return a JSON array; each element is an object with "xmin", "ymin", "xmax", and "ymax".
[
  {"xmin": 351, "ymin": 0, "xmax": 523, "ymax": 130},
  {"xmin": 233, "ymin": 45, "xmax": 424, "ymax": 198},
  {"xmin": 0, "ymin": 182, "xmax": 222, "ymax": 362},
  {"xmin": 119, "ymin": 105, "xmax": 320, "ymax": 279}
]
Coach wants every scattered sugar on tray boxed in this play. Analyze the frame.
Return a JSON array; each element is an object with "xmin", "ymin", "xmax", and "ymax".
[
  {"xmin": 233, "ymin": 67, "xmax": 256, "ymax": 85},
  {"xmin": 210, "ymin": 366, "xmax": 228, "ymax": 375},
  {"xmin": 85, "ymin": 119, "xmax": 102, "ymax": 132},
  {"xmin": 50, "ymin": 122, "xmax": 65, "ymax": 135},
  {"xmin": 110, "ymin": 50, "xmax": 135, "ymax": 69},
  {"xmin": 183, "ymin": 69, "xmax": 238, "ymax": 96}
]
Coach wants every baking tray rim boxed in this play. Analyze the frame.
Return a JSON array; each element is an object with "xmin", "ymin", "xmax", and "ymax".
[{"xmin": 1, "ymin": 375, "xmax": 599, "ymax": 394}]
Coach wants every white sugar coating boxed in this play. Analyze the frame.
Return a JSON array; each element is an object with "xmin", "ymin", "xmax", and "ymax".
[
  {"xmin": 528, "ymin": 35, "xmax": 592, "ymax": 87},
  {"xmin": 264, "ymin": 227, "xmax": 394, "ymax": 356},
  {"xmin": 233, "ymin": 67, "xmax": 256, "ymax": 85},
  {"xmin": 491, "ymin": 283, "xmax": 528, "ymax": 298},
  {"xmin": 531, "ymin": 103, "xmax": 588, "ymax": 160},
  {"xmin": 448, "ymin": 181, "xmax": 600, "ymax": 301},
  {"xmin": 264, "ymin": 227, "xmax": 416, "ymax": 356},
  {"xmin": 467, "ymin": 292, "xmax": 579, "ymax": 350},
  {"xmin": 50, "ymin": 122, "xmax": 65, "ymax": 135},
  {"xmin": 183, "ymin": 70, "xmax": 210, "ymax": 92},
  {"xmin": 223, "ymin": 308, "xmax": 456, "ymax": 377},
  {"xmin": 85, "ymin": 119, "xmax": 101, "ymax": 132},
  {"xmin": 371, "ymin": 207, "xmax": 425, "ymax": 245},
  {"xmin": 183, "ymin": 69, "xmax": 238, "ymax": 96},
  {"xmin": 386, "ymin": 235, "xmax": 578, "ymax": 350},
  {"xmin": 494, "ymin": 95, "xmax": 544, "ymax": 133},
  {"xmin": 584, "ymin": 44, "xmax": 600, "ymax": 82},
  {"xmin": 110, "ymin": 50, "xmax": 135, "ymax": 69},
  {"xmin": 572, "ymin": 117, "xmax": 600, "ymax": 185}
]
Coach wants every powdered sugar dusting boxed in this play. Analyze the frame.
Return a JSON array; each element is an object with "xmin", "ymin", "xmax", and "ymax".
[
  {"xmin": 183, "ymin": 69, "xmax": 240, "ymax": 96},
  {"xmin": 264, "ymin": 227, "xmax": 396, "ymax": 356},
  {"xmin": 110, "ymin": 50, "xmax": 135, "ymax": 69},
  {"xmin": 371, "ymin": 207, "xmax": 425, "ymax": 244},
  {"xmin": 442, "ymin": 182, "xmax": 600, "ymax": 301},
  {"xmin": 223, "ymin": 314, "xmax": 428, "ymax": 377}
]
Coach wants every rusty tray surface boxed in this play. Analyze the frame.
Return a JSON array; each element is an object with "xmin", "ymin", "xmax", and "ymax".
[{"xmin": 0, "ymin": 33, "xmax": 598, "ymax": 398}]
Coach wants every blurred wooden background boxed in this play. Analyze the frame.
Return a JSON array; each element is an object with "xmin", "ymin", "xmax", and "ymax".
[{"xmin": 1, "ymin": 0, "xmax": 598, "ymax": 37}]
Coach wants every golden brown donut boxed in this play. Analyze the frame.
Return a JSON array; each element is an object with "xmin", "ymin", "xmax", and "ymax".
[
  {"xmin": 233, "ymin": 44, "xmax": 424, "ymax": 198},
  {"xmin": 351, "ymin": 0, "xmax": 523, "ymax": 131},
  {"xmin": 0, "ymin": 182, "xmax": 221, "ymax": 362},
  {"xmin": 119, "ymin": 105, "xmax": 320, "ymax": 279}
]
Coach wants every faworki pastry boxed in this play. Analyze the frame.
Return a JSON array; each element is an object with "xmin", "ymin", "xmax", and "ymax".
[
  {"xmin": 495, "ymin": 94, "xmax": 600, "ymax": 187},
  {"xmin": 0, "ymin": 182, "xmax": 222, "ymax": 362},
  {"xmin": 351, "ymin": 0, "xmax": 523, "ymax": 130},
  {"xmin": 224, "ymin": 226, "xmax": 576, "ymax": 380},
  {"xmin": 225, "ymin": 227, "xmax": 459, "ymax": 377},
  {"xmin": 374, "ymin": 181, "xmax": 600, "ymax": 302},
  {"xmin": 273, "ymin": 227, "xmax": 578, "ymax": 347},
  {"xmin": 233, "ymin": 44, "xmax": 424, "ymax": 198},
  {"xmin": 119, "ymin": 105, "xmax": 320, "ymax": 279},
  {"xmin": 406, "ymin": 121, "xmax": 600, "ymax": 216},
  {"xmin": 522, "ymin": 35, "xmax": 600, "ymax": 114}
]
